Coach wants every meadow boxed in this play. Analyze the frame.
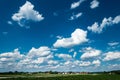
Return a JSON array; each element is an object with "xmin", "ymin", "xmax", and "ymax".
[{"xmin": 0, "ymin": 74, "xmax": 120, "ymax": 80}]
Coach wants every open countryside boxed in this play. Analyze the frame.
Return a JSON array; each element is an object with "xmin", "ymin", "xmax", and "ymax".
[{"xmin": 0, "ymin": 70, "xmax": 120, "ymax": 80}]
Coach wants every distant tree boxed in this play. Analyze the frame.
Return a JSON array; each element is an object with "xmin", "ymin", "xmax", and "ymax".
[{"xmin": 14, "ymin": 71, "xmax": 18, "ymax": 74}]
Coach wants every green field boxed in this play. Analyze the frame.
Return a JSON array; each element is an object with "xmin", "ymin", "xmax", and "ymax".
[{"xmin": 0, "ymin": 74, "xmax": 120, "ymax": 80}]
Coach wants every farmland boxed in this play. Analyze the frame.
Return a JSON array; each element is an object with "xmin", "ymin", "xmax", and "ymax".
[{"xmin": 0, "ymin": 73, "xmax": 120, "ymax": 80}]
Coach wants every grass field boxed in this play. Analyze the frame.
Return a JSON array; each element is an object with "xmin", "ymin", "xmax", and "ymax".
[{"xmin": 0, "ymin": 74, "xmax": 120, "ymax": 80}]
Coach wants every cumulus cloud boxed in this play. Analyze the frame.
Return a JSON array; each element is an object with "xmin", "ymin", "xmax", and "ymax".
[
  {"xmin": 90, "ymin": 0, "xmax": 99, "ymax": 9},
  {"xmin": 2, "ymin": 46, "xmax": 119, "ymax": 72},
  {"xmin": 64, "ymin": 61, "xmax": 72, "ymax": 65},
  {"xmin": 12, "ymin": 1, "xmax": 44, "ymax": 27},
  {"xmin": 87, "ymin": 17, "xmax": 112, "ymax": 33},
  {"xmin": 71, "ymin": 0, "xmax": 86, "ymax": 9},
  {"xmin": 0, "ymin": 47, "xmax": 102, "ymax": 71},
  {"xmin": 69, "ymin": 12, "xmax": 82, "ymax": 20},
  {"xmin": 103, "ymin": 51, "xmax": 120, "ymax": 61},
  {"xmin": 31, "ymin": 57, "xmax": 45, "ymax": 64},
  {"xmin": 81, "ymin": 47, "xmax": 101, "ymax": 59},
  {"xmin": 27, "ymin": 46, "xmax": 51, "ymax": 58},
  {"xmin": 0, "ymin": 49, "xmax": 25, "ymax": 71},
  {"xmin": 107, "ymin": 64, "xmax": 120, "ymax": 70},
  {"xmin": 0, "ymin": 46, "xmax": 56, "ymax": 71},
  {"xmin": 16, "ymin": 46, "xmax": 55, "ymax": 70},
  {"xmin": 113, "ymin": 15, "xmax": 120, "ymax": 24},
  {"xmin": 56, "ymin": 54, "xmax": 72, "ymax": 60},
  {"xmin": 87, "ymin": 15, "xmax": 120, "ymax": 33},
  {"xmin": 0, "ymin": 49, "xmax": 24, "ymax": 62},
  {"xmin": 53, "ymin": 28, "xmax": 88, "ymax": 48},
  {"xmin": 63, "ymin": 60, "xmax": 92, "ymax": 69},
  {"xmin": 92, "ymin": 60, "xmax": 101, "ymax": 66},
  {"xmin": 48, "ymin": 60, "xmax": 58, "ymax": 65},
  {"xmin": 108, "ymin": 42, "xmax": 119, "ymax": 46},
  {"xmin": 79, "ymin": 61, "xmax": 91, "ymax": 67}
]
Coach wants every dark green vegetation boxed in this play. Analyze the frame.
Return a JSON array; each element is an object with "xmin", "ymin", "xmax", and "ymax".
[
  {"xmin": 0, "ymin": 70, "xmax": 120, "ymax": 80},
  {"xmin": 0, "ymin": 74, "xmax": 120, "ymax": 80}
]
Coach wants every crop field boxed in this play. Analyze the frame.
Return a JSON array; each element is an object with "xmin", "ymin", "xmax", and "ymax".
[{"xmin": 0, "ymin": 74, "xmax": 120, "ymax": 80}]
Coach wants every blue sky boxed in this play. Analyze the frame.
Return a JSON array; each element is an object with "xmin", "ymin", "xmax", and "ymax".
[{"xmin": 0, "ymin": 0, "xmax": 120, "ymax": 72}]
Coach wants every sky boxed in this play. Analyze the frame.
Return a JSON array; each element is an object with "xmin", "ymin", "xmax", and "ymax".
[{"xmin": 0, "ymin": 0, "xmax": 120, "ymax": 72}]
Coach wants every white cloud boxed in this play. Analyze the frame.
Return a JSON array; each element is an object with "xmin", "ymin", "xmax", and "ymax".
[
  {"xmin": 0, "ymin": 58, "xmax": 12, "ymax": 62},
  {"xmin": 0, "ymin": 49, "xmax": 25, "ymax": 71},
  {"xmin": 53, "ymin": 28, "xmax": 88, "ymax": 48},
  {"xmin": 12, "ymin": 1, "xmax": 44, "ymax": 27},
  {"xmin": 81, "ymin": 47, "xmax": 101, "ymax": 59},
  {"xmin": 56, "ymin": 35, "xmax": 63, "ymax": 39},
  {"xmin": 1, "ymin": 46, "xmax": 120, "ymax": 71},
  {"xmin": 71, "ymin": 0, "xmax": 86, "ymax": 9},
  {"xmin": 0, "ymin": 47, "xmax": 77, "ymax": 71},
  {"xmin": 56, "ymin": 54, "xmax": 72, "ymax": 60},
  {"xmin": 31, "ymin": 57, "xmax": 45, "ymax": 64},
  {"xmin": 107, "ymin": 64, "xmax": 120, "ymax": 70},
  {"xmin": 64, "ymin": 60, "xmax": 92, "ymax": 68},
  {"xmin": 88, "ymin": 22, "xmax": 99, "ymax": 33},
  {"xmin": 27, "ymin": 46, "xmax": 51, "ymax": 58},
  {"xmin": 87, "ymin": 17, "xmax": 112, "ymax": 33},
  {"xmin": 46, "ymin": 54, "xmax": 54, "ymax": 59},
  {"xmin": 7, "ymin": 21, "xmax": 13, "ymax": 25},
  {"xmin": 79, "ymin": 61, "xmax": 91, "ymax": 67},
  {"xmin": 0, "ymin": 47, "xmax": 55, "ymax": 71},
  {"xmin": 16, "ymin": 46, "xmax": 55, "ymax": 70},
  {"xmin": 17, "ymin": 46, "xmax": 53, "ymax": 67},
  {"xmin": 69, "ymin": 49, "xmax": 74, "ymax": 53},
  {"xmin": 92, "ymin": 60, "xmax": 101, "ymax": 66},
  {"xmin": 103, "ymin": 51, "xmax": 120, "ymax": 61},
  {"xmin": 63, "ymin": 60, "xmax": 91, "ymax": 67},
  {"xmin": 73, "ymin": 52, "xmax": 77, "ymax": 58},
  {"xmin": 113, "ymin": 15, "xmax": 120, "ymax": 24},
  {"xmin": 90, "ymin": 0, "xmax": 99, "ymax": 9},
  {"xmin": 73, "ymin": 60, "xmax": 80, "ymax": 65},
  {"xmin": 64, "ymin": 61, "xmax": 72, "ymax": 65},
  {"xmin": 87, "ymin": 15, "xmax": 120, "ymax": 33},
  {"xmin": 48, "ymin": 60, "xmax": 58, "ymax": 65},
  {"xmin": 108, "ymin": 42, "xmax": 119, "ymax": 46},
  {"xmin": 69, "ymin": 12, "xmax": 82, "ymax": 20},
  {"xmin": 0, "ymin": 49, "xmax": 24, "ymax": 61}
]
